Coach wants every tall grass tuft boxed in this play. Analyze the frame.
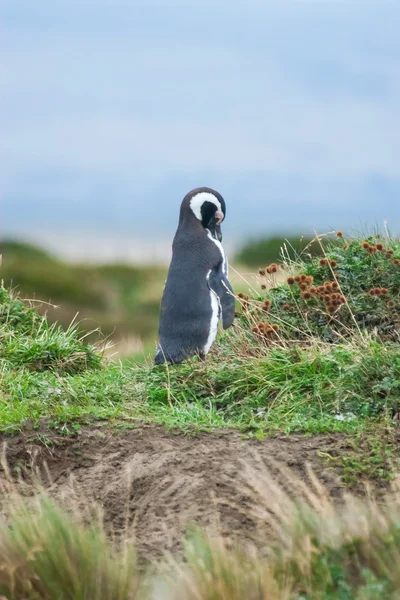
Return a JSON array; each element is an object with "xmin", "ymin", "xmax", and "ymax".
[
  {"xmin": 0, "ymin": 486, "xmax": 141, "ymax": 599},
  {"xmin": 169, "ymin": 460, "xmax": 400, "ymax": 599},
  {"xmin": 2, "ymin": 462, "xmax": 400, "ymax": 598},
  {"xmin": 0, "ymin": 286, "xmax": 101, "ymax": 374}
]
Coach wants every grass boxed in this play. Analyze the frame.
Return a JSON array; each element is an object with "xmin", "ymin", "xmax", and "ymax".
[
  {"xmin": 1, "ymin": 231, "xmax": 400, "ymax": 472},
  {"xmin": 2, "ymin": 231, "xmax": 400, "ymax": 595},
  {"xmin": 2, "ymin": 329, "xmax": 399, "ymax": 437},
  {"xmin": 171, "ymin": 460, "xmax": 400, "ymax": 600},
  {"xmin": 2, "ymin": 461, "xmax": 400, "ymax": 598},
  {"xmin": 235, "ymin": 233, "xmax": 326, "ymax": 266},
  {"xmin": 0, "ymin": 287, "xmax": 101, "ymax": 374},
  {"xmin": 319, "ymin": 424, "xmax": 397, "ymax": 485},
  {"xmin": 0, "ymin": 239, "xmax": 165, "ymax": 348},
  {"xmin": 0, "ymin": 487, "xmax": 139, "ymax": 599},
  {"xmin": 235, "ymin": 233, "xmax": 400, "ymax": 343}
]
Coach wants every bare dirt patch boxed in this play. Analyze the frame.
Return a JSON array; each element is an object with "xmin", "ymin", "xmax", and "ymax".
[{"xmin": 0, "ymin": 423, "xmax": 367, "ymax": 562}]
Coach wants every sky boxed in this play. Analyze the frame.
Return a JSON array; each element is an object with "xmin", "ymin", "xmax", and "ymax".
[{"xmin": 1, "ymin": 0, "xmax": 400, "ymax": 262}]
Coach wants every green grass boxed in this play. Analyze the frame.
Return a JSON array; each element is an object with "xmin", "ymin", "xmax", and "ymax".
[
  {"xmin": 0, "ymin": 239, "xmax": 165, "ymax": 345},
  {"xmin": 2, "ymin": 231, "xmax": 400, "ymax": 478},
  {"xmin": 3, "ymin": 232, "xmax": 400, "ymax": 595},
  {"xmin": 1, "ymin": 233, "xmax": 399, "ymax": 436},
  {"xmin": 319, "ymin": 424, "xmax": 397, "ymax": 485},
  {"xmin": 0, "ymin": 287, "xmax": 100, "ymax": 375},
  {"xmin": 2, "ymin": 320, "xmax": 399, "ymax": 437}
]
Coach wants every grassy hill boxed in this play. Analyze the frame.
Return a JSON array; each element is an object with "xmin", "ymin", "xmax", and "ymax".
[
  {"xmin": 0, "ymin": 240, "xmax": 166, "ymax": 354},
  {"xmin": 0, "ymin": 239, "xmax": 254, "ymax": 359},
  {"xmin": 1, "ymin": 229, "xmax": 400, "ymax": 598},
  {"xmin": 1, "ymin": 230, "xmax": 400, "ymax": 439}
]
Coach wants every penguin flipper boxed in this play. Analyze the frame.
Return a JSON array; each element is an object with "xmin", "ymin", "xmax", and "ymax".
[{"xmin": 208, "ymin": 267, "xmax": 235, "ymax": 330}]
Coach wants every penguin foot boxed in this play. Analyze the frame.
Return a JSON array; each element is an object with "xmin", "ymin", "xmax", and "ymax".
[
  {"xmin": 154, "ymin": 348, "xmax": 189, "ymax": 365},
  {"xmin": 154, "ymin": 354, "xmax": 166, "ymax": 366}
]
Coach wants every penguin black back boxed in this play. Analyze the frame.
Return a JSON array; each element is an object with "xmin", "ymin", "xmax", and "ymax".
[{"xmin": 154, "ymin": 187, "xmax": 235, "ymax": 365}]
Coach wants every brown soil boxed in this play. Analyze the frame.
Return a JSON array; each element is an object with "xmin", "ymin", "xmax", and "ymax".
[{"xmin": 0, "ymin": 423, "xmax": 372, "ymax": 562}]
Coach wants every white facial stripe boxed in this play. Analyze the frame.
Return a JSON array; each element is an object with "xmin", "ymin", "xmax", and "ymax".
[{"xmin": 189, "ymin": 192, "xmax": 223, "ymax": 222}]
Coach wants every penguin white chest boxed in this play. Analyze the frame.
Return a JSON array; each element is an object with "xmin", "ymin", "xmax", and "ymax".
[
  {"xmin": 206, "ymin": 230, "xmax": 228, "ymax": 275},
  {"xmin": 204, "ymin": 270, "xmax": 221, "ymax": 354}
]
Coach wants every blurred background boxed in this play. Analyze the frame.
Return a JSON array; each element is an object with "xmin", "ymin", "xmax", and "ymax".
[{"xmin": 1, "ymin": 1, "xmax": 399, "ymax": 358}]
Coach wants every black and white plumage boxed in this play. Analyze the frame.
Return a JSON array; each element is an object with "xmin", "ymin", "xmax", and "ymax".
[{"xmin": 154, "ymin": 187, "xmax": 235, "ymax": 365}]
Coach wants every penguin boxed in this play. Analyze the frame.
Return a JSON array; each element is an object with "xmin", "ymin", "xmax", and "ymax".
[{"xmin": 154, "ymin": 187, "xmax": 235, "ymax": 365}]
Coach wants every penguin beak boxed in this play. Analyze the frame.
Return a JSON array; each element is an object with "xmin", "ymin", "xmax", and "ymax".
[
  {"xmin": 207, "ymin": 216, "xmax": 223, "ymax": 242},
  {"xmin": 215, "ymin": 212, "xmax": 224, "ymax": 225}
]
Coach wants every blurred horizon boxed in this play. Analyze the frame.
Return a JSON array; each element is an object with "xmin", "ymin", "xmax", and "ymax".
[
  {"xmin": 1, "ymin": 222, "xmax": 398, "ymax": 265},
  {"xmin": 2, "ymin": 0, "xmax": 400, "ymax": 262}
]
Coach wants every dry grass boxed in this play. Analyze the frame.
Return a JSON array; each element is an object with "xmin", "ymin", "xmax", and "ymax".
[
  {"xmin": 1, "ymin": 454, "xmax": 400, "ymax": 599},
  {"xmin": 168, "ymin": 457, "xmax": 400, "ymax": 599},
  {"xmin": 0, "ymin": 471, "xmax": 142, "ymax": 599}
]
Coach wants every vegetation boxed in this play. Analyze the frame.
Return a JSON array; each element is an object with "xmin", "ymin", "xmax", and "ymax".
[
  {"xmin": 1, "ymin": 283, "xmax": 398, "ymax": 437},
  {"xmin": 1, "ymin": 464, "xmax": 400, "ymax": 598},
  {"xmin": 234, "ymin": 234, "xmax": 326, "ymax": 266},
  {"xmin": 0, "ymin": 286, "xmax": 100, "ymax": 374},
  {"xmin": 1, "ymin": 232, "xmax": 400, "ymax": 434},
  {"xmin": 239, "ymin": 233, "xmax": 400, "ymax": 343},
  {"xmin": 144, "ymin": 232, "xmax": 400, "ymax": 432},
  {"xmin": 2, "ymin": 230, "xmax": 400, "ymax": 595},
  {"xmin": 0, "ymin": 239, "xmax": 165, "ymax": 348},
  {"xmin": 0, "ymin": 231, "xmax": 399, "ymax": 468},
  {"xmin": 0, "ymin": 487, "xmax": 139, "ymax": 599}
]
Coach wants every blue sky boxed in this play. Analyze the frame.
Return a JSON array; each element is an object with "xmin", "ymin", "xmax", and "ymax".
[{"xmin": 2, "ymin": 1, "xmax": 400, "ymax": 260}]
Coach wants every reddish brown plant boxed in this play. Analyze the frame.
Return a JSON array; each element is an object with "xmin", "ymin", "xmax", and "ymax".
[
  {"xmin": 262, "ymin": 299, "xmax": 272, "ymax": 313},
  {"xmin": 301, "ymin": 291, "xmax": 312, "ymax": 300}
]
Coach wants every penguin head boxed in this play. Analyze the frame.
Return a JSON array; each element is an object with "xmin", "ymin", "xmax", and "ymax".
[{"xmin": 181, "ymin": 187, "xmax": 226, "ymax": 242}]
